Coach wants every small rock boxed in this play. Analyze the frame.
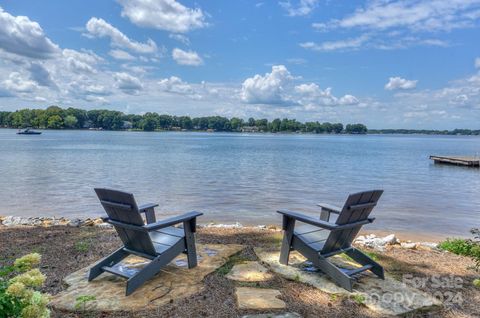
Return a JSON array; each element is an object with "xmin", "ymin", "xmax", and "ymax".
[
  {"xmin": 2, "ymin": 216, "xmax": 22, "ymax": 226},
  {"xmin": 417, "ymin": 242, "xmax": 438, "ymax": 250},
  {"xmin": 95, "ymin": 222, "xmax": 112, "ymax": 228},
  {"xmin": 401, "ymin": 242, "xmax": 417, "ymax": 249},
  {"xmin": 380, "ymin": 234, "xmax": 397, "ymax": 245},
  {"xmin": 68, "ymin": 219, "xmax": 82, "ymax": 227},
  {"xmin": 206, "ymin": 222, "xmax": 243, "ymax": 229}
]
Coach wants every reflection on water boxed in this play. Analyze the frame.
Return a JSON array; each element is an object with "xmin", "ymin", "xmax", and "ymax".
[{"xmin": 0, "ymin": 129, "xmax": 479, "ymax": 237}]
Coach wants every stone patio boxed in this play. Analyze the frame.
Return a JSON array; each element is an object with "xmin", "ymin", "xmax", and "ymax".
[
  {"xmin": 255, "ymin": 248, "xmax": 442, "ymax": 316},
  {"xmin": 226, "ymin": 261, "xmax": 273, "ymax": 282},
  {"xmin": 50, "ymin": 244, "xmax": 243, "ymax": 312},
  {"xmin": 236, "ymin": 287, "xmax": 286, "ymax": 310}
]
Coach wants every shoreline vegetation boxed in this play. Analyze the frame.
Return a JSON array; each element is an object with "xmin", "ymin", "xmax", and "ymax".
[{"xmin": 1, "ymin": 106, "xmax": 479, "ymax": 135}]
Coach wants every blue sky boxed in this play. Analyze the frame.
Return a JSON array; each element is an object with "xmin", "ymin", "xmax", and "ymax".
[{"xmin": 0, "ymin": 0, "xmax": 479, "ymax": 129}]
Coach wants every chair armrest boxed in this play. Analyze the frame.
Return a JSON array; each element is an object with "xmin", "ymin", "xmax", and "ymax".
[
  {"xmin": 317, "ymin": 203, "xmax": 341, "ymax": 214},
  {"xmin": 138, "ymin": 203, "xmax": 159, "ymax": 224},
  {"xmin": 278, "ymin": 210, "xmax": 338, "ymax": 230},
  {"xmin": 138, "ymin": 203, "xmax": 159, "ymax": 211},
  {"xmin": 144, "ymin": 211, "xmax": 203, "ymax": 232},
  {"xmin": 278, "ymin": 210, "xmax": 375, "ymax": 231}
]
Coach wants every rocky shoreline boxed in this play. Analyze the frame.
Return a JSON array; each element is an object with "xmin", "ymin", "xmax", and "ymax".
[{"xmin": 0, "ymin": 215, "xmax": 440, "ymax": 251}]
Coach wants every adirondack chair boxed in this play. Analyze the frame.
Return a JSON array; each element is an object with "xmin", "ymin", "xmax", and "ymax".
[
  {"xmin": 89, "ymin": 188, "xmax": 203, "ymax": 296},
  {"xmin": 277, "ymin": 190, "xmax": 384, "ymax": 291}
]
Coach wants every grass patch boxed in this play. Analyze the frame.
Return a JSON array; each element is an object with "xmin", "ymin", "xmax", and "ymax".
[
  {"xmin": 439, "ymin": 238, "xmax": 480, "ymax": 270},
  {"xmin": 351, "ymin": 294, "xmax": 366, "ymax": 305},
  {"xmin": 74, "ymin": 240, "xmax": 91, "ymax": 253},
  {"xmin": 364, "ymin": 250, "xmax": 380, "ymax": 261},
  {"xmin": 473, "ymin": 278, "xmax": 480, "ymax": 289},
  {"xmin": 269, "ymin": 232, "xmax": 284, "ymax": 246},
  {"xmin": 216, "ymin": 252, "xmax": 250, "ymax": 276}
]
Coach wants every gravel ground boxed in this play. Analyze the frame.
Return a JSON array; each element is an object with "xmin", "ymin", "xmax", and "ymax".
[{"xmin": 0, "ymin": 226, "xmax": 478, "ymax": 318}]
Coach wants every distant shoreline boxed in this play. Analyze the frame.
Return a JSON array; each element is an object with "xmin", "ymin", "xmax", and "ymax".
[
  {"xmin": 2, "ymin": 106, "xmax": 479, "ymax": 135},
  {"xmin": 2, "ymin": 127, "xmax": 480, "ymax": 136}
]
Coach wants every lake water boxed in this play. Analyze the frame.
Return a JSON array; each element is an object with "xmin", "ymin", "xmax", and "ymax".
[{"xmin": 1, "ymin": 129, "xmax": 479, "ymax": 238}]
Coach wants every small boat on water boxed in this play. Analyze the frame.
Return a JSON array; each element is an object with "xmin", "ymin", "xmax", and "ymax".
[{"xmin": 17, "ymin": 128, "xmax": 42, "ymax": 135}]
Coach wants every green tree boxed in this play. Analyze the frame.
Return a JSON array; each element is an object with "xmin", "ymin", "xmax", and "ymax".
[
  {"xmin": 332, "ymin": 123, "xmax": 344, "ymax": 134},
  {"xmin": 230, "ymin": 117, "xmax": 244, "ymax": 131},
  {"xmin": 64, "ymin": 115, "xmax": 78, "ymax": 128},
  {"xmin": 47, "ymin": 115, "xmax": 63, "ymax": 129},
  {"xmin": 345, "ymin": 123, "xmax": 367, "ymax": 134}
]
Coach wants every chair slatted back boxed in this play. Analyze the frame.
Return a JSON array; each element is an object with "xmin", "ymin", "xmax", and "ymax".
[
  {"xmin": 94, "ymin": 188, "xmax": 156, "ymax": 256},
  {"xmin": 321, "ymin": 190, "xmax": 383, "ymax": 255}
]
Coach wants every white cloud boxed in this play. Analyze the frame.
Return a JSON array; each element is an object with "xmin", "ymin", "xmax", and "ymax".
[
  {"xmin": 62, "ymin": 49, "xmax": 103, "ymax": 74},
  {"xmin": 385, "ymin": 77, "xmax": 418, "ymax": 90},
  {"xmin": 241, "ymin": 65, "xmax": 294, "ymax": 104},
  {"xmin": 339, "ymin": 95, "xmax": 359, "ymax": 105},
  {"xmin": 302, "ymin": 35, "xmax": 450, "ymax": 52},
  {"xmin": 279, "ymin": 0, "xmax": 319, "ymax": 17},
  {"xmin": 172, "ymin": 48, "xmax": 203, "ymax": 66},
  {"xmin": 169, "ymin": 33, "xmax": 190, "ymax": 45},
  {"xmin": 158, "ymin": 76, "xmax": 194, "ymax": 94},
  {"xmin": 300, "ymin": 35, "xmax": 369, "ymax": 52},
  {"xmin": 475, "ymin": 57, "xmax": 480, "ymax": 68},
  {"xmin": 241, "ymin": 65, "xmax": 359, "ymax": 108},
  {"xmin": 322, "ymin": 0, "xmax": 480, "ymax": 32},
  {"xmin": 114, "ymin": 72, "xmax": 143, "ymax": 95},
  {"xmin": 117, "ymin": 0, "xmax": 207, "ymax": 33},
  {"xmin": 0, "ymin": 6, "xmax": 59, "ymax": 59},
  {"xmin": 28, "ymin": 63, "xmax": 57, "ymax": 88},
  {"xmin": 295, "ymin": 83, "xmax": 359, "ymax": 106},
  {"xmin": 1, "ymin": 72, "xmax": 38, "ymax": 93},
  {"xmin": 86, "ymin": 17, "xmax": 157, "ymax": 53},
  {"xmin": 109, "ymin": 49, "xmax": 136, "ymax": 60},
  {"xmin": 69, "ymin": 82, "xmax": 111, "ymax": 98}
]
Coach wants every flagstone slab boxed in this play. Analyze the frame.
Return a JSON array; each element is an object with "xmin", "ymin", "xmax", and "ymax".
[
  {"xmin": 255, "ymin": 248, "xmax": 442, "ymax": 316},
  {"xmin": 226, "ymin": 261, "xmax": 273, "ymax": 282},
  {"xmin": 236, "ymin": 287, "xmax": 286, "ymax": 310},
  {"xmin": 50, "ymin": 244, "xmax": 243, "ymax": 312}
]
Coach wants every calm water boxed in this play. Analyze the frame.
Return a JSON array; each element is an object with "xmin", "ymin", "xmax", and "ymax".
[{"xmin": 1, "ymin": 129, "xmax": 479, "ymax": 238}]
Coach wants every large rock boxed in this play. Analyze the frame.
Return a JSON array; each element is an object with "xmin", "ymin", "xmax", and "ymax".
[
  {"xmin": 255, "ymin": 248, "xmax": 441, "ymax": 316},
  {"xmin": 50, "ymin": 244, "xmax": 243, "ymax": 312},
  {"xmin": 236, "ymin": 287, "xmax": 286, "ymax": 310},
  {"xmin": 226, "ymin": 261, "xmax": 273, "ymax": 282},
  {"xmin": 355, "ymin": 234, "xmax": 398, "ymax": 251}
]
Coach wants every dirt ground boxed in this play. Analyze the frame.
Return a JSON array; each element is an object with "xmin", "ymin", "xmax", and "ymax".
[{"xmin": 0, "ymin": 226, "xmax": 479, "ymax": 318}]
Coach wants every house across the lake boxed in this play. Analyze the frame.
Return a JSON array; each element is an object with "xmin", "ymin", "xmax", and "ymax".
[{"xmin": 241, "ymin": 126, "xmax": 259, "ymax": 133}]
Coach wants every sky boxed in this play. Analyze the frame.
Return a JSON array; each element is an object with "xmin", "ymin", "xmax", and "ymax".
[{"xmin": 0, "ymin": 0, "xmax": 479, "ymax": 129}]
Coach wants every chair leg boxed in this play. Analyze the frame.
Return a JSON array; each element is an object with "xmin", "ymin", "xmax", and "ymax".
[
  {"xmin": 279, "ymin": 216, "xmax": 295, "ymax": 265},
  {"xmin": 183, "ymin": 220, "xmax": 198, "ymax": 269},
  {"xmin": 345, "ymin": 247, "xmax": 385, "ymax": 279},
  {"xmin": 126, "ymin": 240, "xmax": 184, "ymax": 296},
  {"xmin": 88, "ymin": 248, "xmax": 128, "ymax": 281},
  {"xmin": 315, "ymin": 255, "xmax": 354, "ymax": 291}
]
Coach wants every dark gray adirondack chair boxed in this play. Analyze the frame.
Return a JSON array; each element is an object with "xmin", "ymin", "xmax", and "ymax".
[
  {"xmin": 278, "ymin": 190, "xmax": 384, "ymax": 291},
  {"xmin": 89, "ymin": 188, "xmax": 203, "ymax": 296}
]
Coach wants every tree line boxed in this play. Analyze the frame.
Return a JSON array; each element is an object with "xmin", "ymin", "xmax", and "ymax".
[
  {"xmin": 0, "ymin": 106, "xmax": 369, "ymax": 134},
  {"xmin": 368, "ymin": 129, "xmax": 480, "ymax": 135}
]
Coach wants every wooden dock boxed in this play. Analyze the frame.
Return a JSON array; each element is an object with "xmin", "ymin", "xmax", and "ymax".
[{"xmin": 430, "ymin": 155, "xmax": 480, "ymax": 167}]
